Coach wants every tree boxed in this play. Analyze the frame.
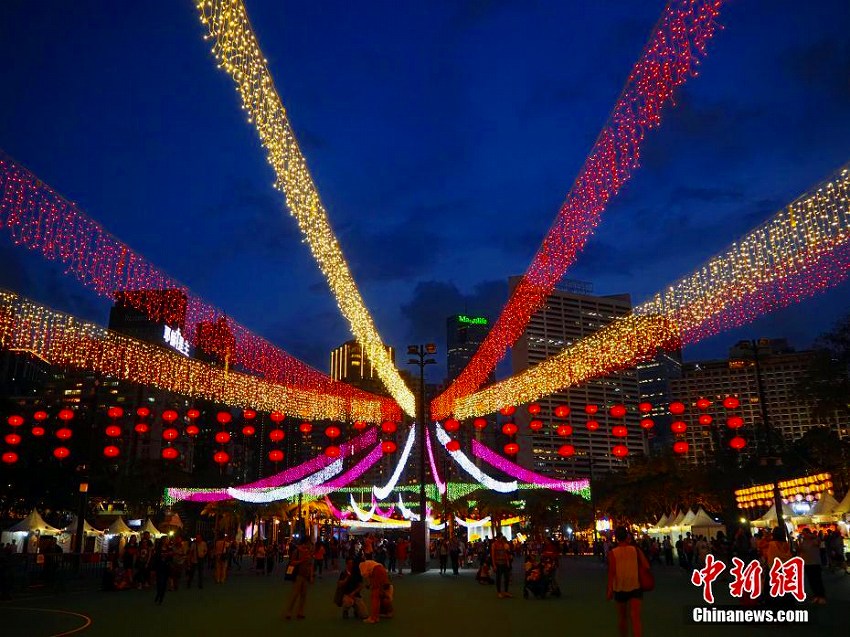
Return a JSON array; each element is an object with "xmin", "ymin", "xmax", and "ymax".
[{"xmin": 797, "ymin": 314, "xmax": 850, "ymax": 419}]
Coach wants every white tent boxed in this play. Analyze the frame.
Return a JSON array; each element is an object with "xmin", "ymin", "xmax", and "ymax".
[
  {"xmin": 62, "ymin": 515, "xmax": 103, "ymax": 536},
  {"xmin": 680, "ymin": 509, "xmax": 697, "ymax": 528},
  {"xmin": 106, "ymin": 516, "xmax": 135, "ymax": 535},
  {"xmin": 832, "ymin": 490, "xmax": 850, "ymax": 516},
  {"xmin": 689, "ymin": 508, "xmax": 724, "ymax": 538},
  {"xmin": 656, "ymin": 513, "xmax": 670, "ymax": 528},
  {"xmin": 809, "ymin": 493, "xmax": 839, "ymax": 522},
  {"xmin": 669, "ymin": 510, "xmax": 687, "ymax": 528},
  {"xmin": 752, "ymin": 502, "xmax": 797, "ymax": 528},
  {"xmin": 6, "ymin": 509, "xmax": 61, "ymax": 535},
  {"xmin": 140, "ymin": 519, "xmax": 164, "ymax": 537}
]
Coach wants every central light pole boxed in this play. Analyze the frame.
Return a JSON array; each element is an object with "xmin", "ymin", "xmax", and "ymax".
[{"xmin": 407, "ymin": 343, "xmax": 436, "ymax": 573}]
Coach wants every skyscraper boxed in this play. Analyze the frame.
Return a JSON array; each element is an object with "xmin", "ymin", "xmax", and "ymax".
[
  {"xmin": 330, "ymin": 340, "xmax": 395, "ymax": 396},
  {"xmin": 446, "ymin": 314, "xmax": 493, "ymax": 383},
  {"xmin": 511, "ymin": 278, "xmax": 646, "ymax": 478}
]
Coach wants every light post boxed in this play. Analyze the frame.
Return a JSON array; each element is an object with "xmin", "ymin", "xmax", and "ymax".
[
  {"xmin": 74, "ymin": 478, "xmax": 89, "ymax": 571},
  {"xmin": 407, "ymin": 343, "xmax": 436, "ymax": 573}
]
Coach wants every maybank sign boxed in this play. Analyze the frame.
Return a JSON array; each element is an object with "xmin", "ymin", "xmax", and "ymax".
[{"xmin": 457, "ymin": 315, "xmax": 488, "ymax": 326}]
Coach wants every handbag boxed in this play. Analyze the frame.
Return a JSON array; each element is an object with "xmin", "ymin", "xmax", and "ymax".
[
  {"xmin": 284, "ymin": 562, "xmax": 297, "ymax": 582},
  {"xmin": 636, "ymin": 547, "xmax": 654, "ymax": 592}
]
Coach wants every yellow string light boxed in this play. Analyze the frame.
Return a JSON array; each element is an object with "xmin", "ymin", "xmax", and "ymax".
[
  {"xmin": 0, "ymin": 289, "xmax": 385, "ymax": 422},
  {"xmin": 195, "ymin": 0, "xmax": 414, "ymax": 417}
]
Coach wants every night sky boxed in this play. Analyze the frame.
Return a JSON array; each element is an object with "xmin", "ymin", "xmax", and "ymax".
[{"xmin": 1, "ymin": 1, "xmax": 849, "ymax": 384}]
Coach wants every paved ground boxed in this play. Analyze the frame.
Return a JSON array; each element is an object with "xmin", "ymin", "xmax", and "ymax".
[{"xmin": 1, "ymin": 556, "xmax": 847, "ymax": 636}]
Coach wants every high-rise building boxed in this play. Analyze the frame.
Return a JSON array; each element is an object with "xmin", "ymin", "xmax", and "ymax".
[
  {"xmin": 511, "ymin": 278, "xmax": 646, "ymax": 478},
  {"xmin": 637, "ymin": 349, "xmax": 683, "ymax": 453},
  {"xmin": 330, "ymin": 340, "xmax": 395, "ymax": 396},
  {"xmin": 669, "ymin": 338, "xmax": 849, "ymax": 465}
]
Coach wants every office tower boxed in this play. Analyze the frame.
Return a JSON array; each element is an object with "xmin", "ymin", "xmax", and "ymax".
[
  {"xmin": 330, "ymin": 340, "xmax": 395, "ymax": 396},
  {"xmin": 637, "ymin": 349, "xmax": 683, "ymax": 454},
  {"xmin": 511, "ymin": 278, "xmax": 645, "ymax": 478}
]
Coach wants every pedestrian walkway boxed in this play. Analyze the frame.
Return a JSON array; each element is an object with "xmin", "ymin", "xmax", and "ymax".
[{"xmin": 1, "ymin": 556, "xmax": 846, "ymax": 636}]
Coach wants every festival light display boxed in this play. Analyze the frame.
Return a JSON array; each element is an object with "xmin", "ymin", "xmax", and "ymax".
[
  {"xmin": 425, "ymin": 430, "xmax": 447, "ymax": 495},
  {"xmin": 735, "ymin": 473, "xmax": 833, "ymax": 509},
  {"xmin": 373, "ymin": 426, "xmax": 416, "ymax": 500},
  {"xmin": 445, "ymin": 164, "xmax": 850, "ymax": 418},
  {"xmin": 195, "ymin": 0, "xmax": 415, "ymax": 417},
  {"xmin": 432, "ymin": 0, "xmax": 725, "ymax": 419},
  {"xmin": 226, "ymin": 461, "xmax": 344, "ymax": 503},
  {"xmin": 0, "ymin": 290, "xmax": 389, "ymax": 422},
  {"xmin": 0, "ymin": 156, "xmax": 399, "ymax": 421},
  {"xmin": 307, "ymin": 444, "xmax": 383, "ymax": 497},
  {"xmin": 435, "ymin": 423, "xmax": 517, "ymax": 493}
]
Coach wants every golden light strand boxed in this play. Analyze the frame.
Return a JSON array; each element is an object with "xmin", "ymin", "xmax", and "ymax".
[
  {"xmin": 0, "ymin": 289, "xmax": 385, "ymax": 422},
  {"xmin": 195, "ymin": 0, "xmax": 415, "ymax": 416}
]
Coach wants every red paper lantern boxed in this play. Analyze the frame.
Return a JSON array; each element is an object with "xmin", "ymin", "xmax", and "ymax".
[
  {"xmin": 612, "ymin": 425, "xmax": 628, "ymax": 438},
  {"xmin": 696, "ymin": 398, "xmax": 712, "ymax": 410},
  {"xmin": 528, "ymin": 403, "xmax": 541, "ymax": 415},
  {"xmin": 503, "ymin": 442, "xmax": 519, "ymax": 456},
  {"xmin": 499, "ymin": 406, "xmax": 516, "ymax": 417},
  {"xmin": 698, "ymin": 414, "xmax": 713, "ymax": 426},
  {"xmin": 268, "ymin": 449, "xmax": 284, "ymax": 463},
  {"xmin": 446, "ymin": 440, "xmax": 461, "ymax": 452},
  {"xmin": 501, "ymin": 423, "xmax": 518, "ymax": 436},
  {"xmin": 325, "ymin": 426, "xmax": 341, "ymax": 439},
  {"xmin": 105, "ymin": 425, "xmax": 122, "ymax": 438},
  {"xmin": 213, "ymin": 450, "xmax": 229, "ymax": 464},
  {"xmin": 671, "ymin": 421, "xmax": 687, "ymax": 434},
  {"xmin": 33, "ymin": 411, "xmax": 48, "ymax": 422},
  {"xmin": 241, "ymin": 425, "xmax": 255, "ymax": 436},
  {"xmin": 610, "ymin": 404, "xmax": 626, "ymax": 418},
  {"xmin": 53, "ymin": 446, "xmax": 70, "ymax": 459},
  {"xmin": 103, "ymin": 445, "xmax": 120, "ymax": 458},
  {"xmin": 299, "ymin": 422, "xmax": 313, "ymax": 434},
  {"xmin": 134, "ymin": 422, "xmax": 150, "ymax": 434},
  {"xmin": 136, "ymin": 407, "xmax": 151, "ymax": 418},
  {"xmin": 554, "ymin": 405, "xmax": 571, "ymax": 419},
  {"xmin": 243, "ymin": 409, "xmax": 257, "ymax": 420},
  {"xmin": 162, "ymin": 427, "xmax": 179, "ymax": 441},
  {"xmin": 214, "ymin": 431, "xmax": 231, "ymax": 444},
  {"xmin": 443, "ymin": 419, "xmax": 460, "ymax": 433},
  {"xmin": 381, "ymin": 440, "xmax": 397, "ymax": 454},
  {"xmin": 381, "ymin": 421, "xmax": 398, "ymax": 434},
  {"xmin": 58, "ymin": 409, "xmax": 74, "ymax": 422},
  {"xmin": 107, "ymin": 406, "xmax": 124, "ymax": 419},
  {"xmin": 2, "ymin": 451, "xmax": 18, "ymax": 464},
  {"xmin": 727, "ymin": 416, "xmax": 744, "ymax": 429},
  {"xmin": 556, "ymin": 424, "xmax": 573, "ymax": 437},
  {"xmin": 161, "ymin": 447, "xmax": 179, "ymax": 460},
  {"xmin": 638, "ymin": 402, "xmax": 653, "ymax": 413},
  {"xmin": 558, "ymin": 444, "xmax": 575, "ymax": 457},
  {"xmin": 353, "ymin": 420, "xmax": 367, "ymax": 431},
  {"xmin": 270, "ymin": 411, "xmax": 285, "ymax": 423},
  {"xmin": 612, "ymin": 444, "xmax": 628, "ymax": 458},
  {"xmin": 325, "ymin": 446, "xmax": 341, "ymax": 458},
  {"xmin": 529, "ymin": 419, "xmax": 544, "ymax": 431},
  {"xmin": 269, "ymin": 429, "xmax": 285, "ymax": 442},
  {"xmin": 673, "ymin": 440, "xmax": 689, "ymax": 454},
  {"xmin": 186, "ymin": 424, "xmax": 200, "ymax": 436},
  {"xmin": 56, "ymin": 427, "xmax": 73, "ymax": 440},
  {"xmin": 586, "ymin": 420, "xmax": 600, "ymax": 432},
  {"xmin": 31, "ymin": 426, "xmax": 45, "ymax": 437},
  {"xmin": 723, "ymin": 396, "xmax": 740, "ymax": 410},
  {"xmin": 216, "ymin": 411, "xmax": 232, "ymax": 425},
  {"xmin": 639, "ymin": 418, "xmax": 655, "ymax": 430},
  {"xmin": 585, "ymin": 404, "xmax": 598, "ymax": 415},
  {"xmin": 162, "ymin": 409, "xmax": 178, "ymax": 423},
  {"xmin": 669, "ymin": 401, "xmax": 686, "ymax": 415},
  {"xmin": 4, "ymin": 433, "xmax": 22, "ymax": 446},
  {"xmin": 729, "ymin": 436, "xmax": 747, "ymax": 450},
  {"xmin": 6, "ymin": 415, "xmax": 24, "ymax": 427},
  {"xmin": 473, "ymin": 418, "xmax": 487, "ymax": 430},
  {"xmin": 187, "ymin": 408, "xmax": 200, "ymax": 419}
]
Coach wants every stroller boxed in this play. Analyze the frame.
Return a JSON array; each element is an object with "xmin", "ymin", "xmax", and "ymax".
[{"xmin": 523, "ymin": 557, "xmax": 561, "ymax": 599}]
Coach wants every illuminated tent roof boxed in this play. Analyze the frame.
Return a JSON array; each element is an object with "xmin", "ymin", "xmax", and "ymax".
[
  {"xmin": 62, "ymin": 515, "xmax": 103, "ymax": 536},
  {"xmin": 752, "ymin": 502, "xmax": 797, "ymax": 527},
  {"xmin": 6, "ymin": 509, "xmax": 61, "ymax": 535},
  {"xmin": 655, "ymin": 513, "xmax": 670, "ymax": 528},
  {"xmin": 669, "ymin": 510, "xmax": 686, "ymax": 527},
  {"xmin": 141, "ymin": 519, "xmax": 164, "ymax": 537},
  {"xmin": 106, "ymin": 516, "xmax": 134, "ymax": 535},
  {"xmin": 832, "ymin": 490, "xmax": 850, "ymax": 515},
  {"xmin": 680, "ymin": 509, "xmax": 697, "ymax": 527},
  {"xmin": 689, "ymin": 508, "xmax": 723, "ymax": 536}
]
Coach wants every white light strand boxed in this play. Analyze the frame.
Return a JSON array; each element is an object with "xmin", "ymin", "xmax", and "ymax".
[
  {"xmin": 226, "ymin": 460, "xmax": 343, "ymax": 503},
  {"xmin": 372, "ymin": 425, "xmax": 416, "ymax": 500},
  {"xmin": 350, "ymin": 493, "xmax": 377, "ymax": 522},
  {"xmin": 434, "ymin": 423, "xmax": 517, "ymax": 493}
]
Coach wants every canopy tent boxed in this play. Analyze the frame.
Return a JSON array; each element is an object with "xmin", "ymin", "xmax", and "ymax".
[
  {"xmin": 689, "ymin": 508, "xmax": 724, "ymax": 538},
  {"xmin": 62, "ymin": 515, "xmax": 103, "ymax": 536},
  {"xmin": 655, "ymin": 513, "xmax": 670, "ymax": 528},
  {"xmin": 6, "ymin": 509, "xmax": 61, "ymax": 535},
  {"xmin": 832, "ymin": 490, "xmax": 850, "ymax": 516},
  {"xmin": 669, "ymin": 510, "xmax": 687, "ymax": 528},
  {"xmin": 106, "ymin": 516, "xmax": 135, "ymax": 535},
  {"xmin": 140, "ymin": 519, "xmax": 164, "ymax": 537},
  {"xmin": 680, "ymin": 509, "xmax": 697, "ymax": 528},
  {"xmin": 809, "ymin": 493, "xmax": 840, "ymax": 522},
  {"xmin": 751, "ymin": 502, "xmax": 797, "ymax": 527}
]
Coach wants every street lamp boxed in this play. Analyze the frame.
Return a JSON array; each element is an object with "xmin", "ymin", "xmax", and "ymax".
[{"xmin": 407, "ymin": 343, "xmax": 436, "ymax": 573}]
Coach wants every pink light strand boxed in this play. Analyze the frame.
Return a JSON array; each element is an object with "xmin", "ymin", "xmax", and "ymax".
[
  {"xmin": 471, "ymin": 439, "xmax": 590, "ymax": 492},
  {"xmin": 309, "ymin": 444, "xmax": 384, "ymax": 496},
  {"xmin": 425, "ymin": 428, "xmax": 446, "ymax": 494}
]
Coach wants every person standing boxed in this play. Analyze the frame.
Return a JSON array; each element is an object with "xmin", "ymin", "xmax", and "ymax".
[
  {"xmin": 438, "ymin": 539, "xmax": 449, "ymax": 575},
  {"xmin": 187, "ymin": 534, "xmax": 207, "ymax": 589},
  {"xmin": 798, "ymin": 528, "xmax": 826, "ymax": 604},
  {"xmin": 395, "ymin": 537, "xmax": 408, "ymax": 575},
  {"xmin": 491, "ymin": 533, "xmax": 513, "ymax": 598},
  {"xmin": 607, "ymin": 527, "xmax": 647, "ymax": 637},
  {"xmin": 152, "ymin": 538, "xmax": 172, "ymax": 605},
  {"xmin": 213, "ymin": 532, "xmax": 229, "ymax": 584},
  {"xmin": 449, "ymin": 537, "xmax": 461, "ymax": 575},
  {"xmin": 284, "ymin": 538, "xmax": 314, "ymax": 620},
  {"xmin": 314, "ymin": 541, "xmax": 325, "ymax": 579}
]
